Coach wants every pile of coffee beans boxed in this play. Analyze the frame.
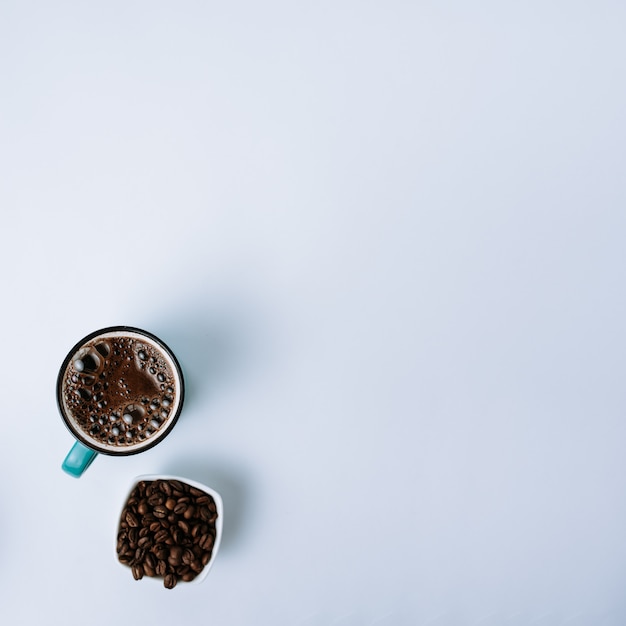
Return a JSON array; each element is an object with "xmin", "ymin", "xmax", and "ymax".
[{"xmin": 117, "ymin": 479, "xmax": 218, "ymax": 589}]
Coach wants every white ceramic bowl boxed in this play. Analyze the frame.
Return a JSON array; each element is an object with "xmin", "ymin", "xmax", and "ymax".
[{"xmin": 116, "ymin": 474, "xmax": 223, "ymax": 586}]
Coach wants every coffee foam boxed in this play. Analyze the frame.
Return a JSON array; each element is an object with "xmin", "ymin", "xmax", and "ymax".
[{"xmin": 60, "ymin": 330, "xmax": 182, "ymax": 454}]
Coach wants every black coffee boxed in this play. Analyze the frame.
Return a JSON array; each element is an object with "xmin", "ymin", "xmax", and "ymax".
[{"xmin": 59, "ymin": 330, "xmax": 180, "ymax": 451}]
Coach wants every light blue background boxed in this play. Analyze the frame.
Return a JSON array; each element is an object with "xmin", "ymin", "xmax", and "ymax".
[{"xmin": 1, "ymin": 2, "xmax": 625, "ymax": 624}]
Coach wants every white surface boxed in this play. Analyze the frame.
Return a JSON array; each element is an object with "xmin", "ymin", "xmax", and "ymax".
[{"xmin": 1, "ymin": 2, "xmax": 625, "ymax": 625}]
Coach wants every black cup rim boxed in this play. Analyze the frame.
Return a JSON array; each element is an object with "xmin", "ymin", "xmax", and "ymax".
[{"xmin": 57, "ymin": 326, "xmax": 185, "ymax": 456}]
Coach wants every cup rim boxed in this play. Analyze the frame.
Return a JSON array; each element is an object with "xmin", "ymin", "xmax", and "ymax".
[
  {"xmin": 116, "ymin": 474, "xmax": 224, "ymax": 586},
  {"xmin": 57, "ymin": 326, "xmax": 185, "ymax": 456}
]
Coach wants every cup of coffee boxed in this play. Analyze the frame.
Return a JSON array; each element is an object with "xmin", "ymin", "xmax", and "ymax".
[{"xmin": 57, "ymin": 326, "xmax": 185, "ymax": 477}]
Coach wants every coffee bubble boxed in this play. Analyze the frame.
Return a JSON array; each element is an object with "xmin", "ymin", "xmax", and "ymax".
[
  {"xmin": 76, "ymin": 388, "xmax": 91, "ymax": 400},
  {"xmin": 123, "ymin": 404, "xmax": 145, "ymax": 425},
  {"xmin": 77, "ymin": 353, "xmax": 100, "ymax": 373},
  {"xmin": 95, "ymin": 342, "xmax": 111, "ymax": 357}
]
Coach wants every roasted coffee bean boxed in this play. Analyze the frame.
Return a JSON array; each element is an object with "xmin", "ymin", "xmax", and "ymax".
[
  {"xmin": 132, "ymin": 564, "xmax": 144, "ymax": 580},
  {"xmin": 144, "ymin": 563, "xmax": 155, "ymax": 577},
  {"xmin": 153, "ymin": 544, "xmax": 168, "ymax": 560},
  {"xmin": 164, "ymin": 573, "xmax": 177, "ymax": 589},
  {"xmin": 144, "ymin": 553, "xmax": 156, "ymax": 570},
  {"xmin": 191, "ymin": 523, "xmax": 202, "ymax": 538},
  {"xmin": 138, "ymin": 536, "xmax": 152, "ymax": 549},
  {"xmin": 135, "ymin": 547, "xmax": 146, "ymax": 562},
  {"xmin": 195, "ymin": 495, "xmax": 211, "ymax": 505},
  {"xmin": 189, "ymin": 487, "xmax": 204, "ymax": 497},
  {"xmin": 183, "ymin": 505, "xmax": 196, "ymax": 520},
  {"xmin": 170, "ymin": 528, "xmax": 182, "ymax": 545},
  {"xmin": 153, "ymin": 505, "xmax": 168, "ymax": 518},
  {"xmin": 177, "ymin": 520, "xmax": 190, "ymax": 534},
  {"xmin": 137, "ymin": 500, "xmax": 149, "ymax": 515},
  {"xmin": 201, "ymin": 551, "xmax": 211, "ymax": 566},
  {"xmin": 167, "ymin": 513, "xmax": 176, "ymax": 524},
  {"xmin": 118, "ymin": 553, "xmax": 132, "ymax": 564},
  {"xmin": 169, "ymin": 480, "xmax": 184, "ymax": 492},
  {"xmin": 160, "ymin": 481, "xmax": 172, "ymax": 496},
  {"xmin": 173, "ymin": 502, "xmax": 187, "ymax": 515},
  {"xmin": 149, "ymin": 521, "xmax": 161, "ymax": 532},
  {"xmin": 118, "ymin": 541, "xmax": 131, "ymax": 554},
  {"xmin": 199, "ymin": 507, "xmax": 211, "ymax": 522},
  {"xmin": 169, "ymin": 546, "xmax": 183, "ymax": 562},
  {"xmin": 190, "ymin": 559, "xmax": 203, "ymax": 574},
  {"xmin": 156, "ymin": 560, "xmax": 167, "ymax": 576},
  {"xmin": 165, "ymin": 498, "xmax": 176, "ymax": 511},
  {"xmin": 153, "ymin": 528, "xmax": 169, "ymax": 543},
  {"xmin": 182, "ymin": 548, "xmax": 195, "ymax": 565},
  {"xmin": 176, "ymin": 564, "xmax": 190, "ymax": 576},
  {"xmin": 181, "ymin": 571, "xmax": 196, "ymax": 582},
  {"xmin": 125, "ymin": 511, "xmax": 139, "ymax": 527},
  {"xmin": 139, "ymin": 527, "xmax": 150, "ymax": 538},
  {"xmin": 148, "ymin": 493, "xmax": 164, "ymax": 506}
]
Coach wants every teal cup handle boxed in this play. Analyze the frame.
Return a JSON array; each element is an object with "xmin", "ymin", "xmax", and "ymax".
[{"xmin": 62, "ymin": 441, "xmax": 98, "ymax": 478}]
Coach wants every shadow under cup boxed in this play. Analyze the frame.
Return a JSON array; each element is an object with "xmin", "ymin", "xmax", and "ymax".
[{"xmin": 57, "ymin": 326, "xmax": 185, "ymax": 477}]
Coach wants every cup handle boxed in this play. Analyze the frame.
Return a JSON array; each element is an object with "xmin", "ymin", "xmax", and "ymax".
[{"xmin": 62, "ymin": 441, "xmax": 98, "ymax": 477}]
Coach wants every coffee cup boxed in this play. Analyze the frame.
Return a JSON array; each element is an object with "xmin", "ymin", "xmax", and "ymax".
[{"xmin": 57, "ymin": 326, "xmax": 185, "ymax": 477}]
